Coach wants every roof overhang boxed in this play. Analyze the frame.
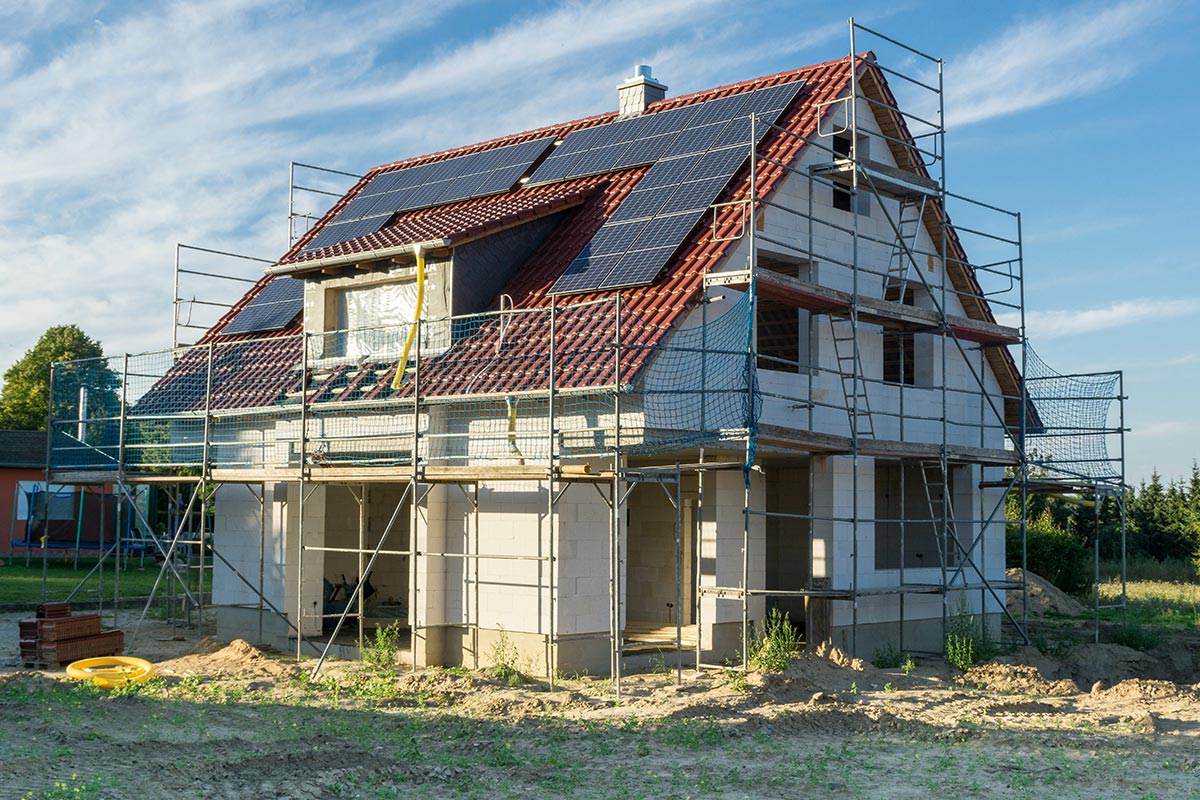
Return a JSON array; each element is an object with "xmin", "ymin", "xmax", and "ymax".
[{"xmin": 264, "ymin": 239, "xmax": 451, "ymax": 277}]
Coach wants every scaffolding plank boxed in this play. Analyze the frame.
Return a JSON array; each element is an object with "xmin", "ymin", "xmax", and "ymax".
[
  {"xmin": 810, "ymin": 158, "xmax": 940, "ymax": 198},
  {"xmin": 708, "ymin": 269, "xmax": 1020, "ymax": 345},
  {"xmin": 755, "ymin": 423, "xmax": 1020, "ymax": 465}
]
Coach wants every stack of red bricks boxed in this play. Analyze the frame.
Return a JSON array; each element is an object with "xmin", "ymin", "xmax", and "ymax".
[{"xmin": 18, "ymin": 602, "xmax": 124, "ymax": 668}]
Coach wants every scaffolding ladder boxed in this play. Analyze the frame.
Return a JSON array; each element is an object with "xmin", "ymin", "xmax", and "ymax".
[
  {"xmin": 829, "ymin": 317, "xmax": 876, "ymax": 439},
  {"xmin": 918, "ymin": 461, "xmax": 958, "ymax": 575},
  {"xmin": 883, "ymin": 195, "xmax": 928, "ymax": 300}
]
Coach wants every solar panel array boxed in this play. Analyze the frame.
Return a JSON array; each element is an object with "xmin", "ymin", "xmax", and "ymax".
[
  {"xmin": 548, "ymin": 79, "xmax": 805, "ymax": 294},
  {"xmin": 302, "ymin": 136, "xmax": 557, "ymax": 254},
  {"xmin": 222, "ymin": 277, "xmax": 304, "ymax": 334}
]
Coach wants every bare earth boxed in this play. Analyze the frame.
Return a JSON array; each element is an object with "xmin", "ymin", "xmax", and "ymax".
[{"xmin": 2, "ymin": 611, "xmax": 1199, "ymax": 799}]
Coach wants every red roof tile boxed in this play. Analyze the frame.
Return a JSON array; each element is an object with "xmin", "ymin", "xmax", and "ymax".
[{"xmin": 286, "ymin": 180, "xmax": 600, "ymax": 264}]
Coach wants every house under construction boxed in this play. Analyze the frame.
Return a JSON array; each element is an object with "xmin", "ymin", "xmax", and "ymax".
[{"xmin": 45, "ymin": 22, "xmax": 1128, "ymax": 688}]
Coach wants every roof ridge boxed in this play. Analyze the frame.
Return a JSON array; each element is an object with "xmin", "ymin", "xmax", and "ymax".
[{"xmin": 366, "ymin": 54, "xmax": 864, "ymax": 179}]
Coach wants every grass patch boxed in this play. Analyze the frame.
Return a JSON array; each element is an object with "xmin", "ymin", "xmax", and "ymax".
[
  {"xmin": 2, "ymin": 670, "xmax": 1197, "ymax": 798},
  {"xmin": 0, "ymin": 558, "xmax": 165, "ymax": 604},
  {"xmin": 23, "ymin": 773, "xmax": 112, "ymax": 800},
  {"xmin": 1099, "ymin": 558, "xmax": 1196, "ymax": 583},
  {"xmin": 1108, "ymin": 625, "xmax": 1162, "ymax": 652},
  {"xmin": 1097, "ymin": 579, "xmax": 1200, "ymax": 628}
]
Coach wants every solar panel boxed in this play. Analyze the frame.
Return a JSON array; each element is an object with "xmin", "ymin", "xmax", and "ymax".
[
  {"xmin": 523, "ymin": 153, "xmax": 577, "ymax": 184},
  {"xmin": 585, "ymin": 219, "xmax": 650, "ymax": 256},
  {"xmin": 686, "ymin": 146, "xmax": 748, "ymax": 180},
  {"xmin": 222, "ymin": 277, "xmax": 304, "ymax": 335},
  {"xmin": 635, "ymin": 105, "xmax": 699, "ymax": 138},
  {"xmin": 304, "ymin": 136, "xmax": 556, "ymax": 253},
  {"xmin": 628, "ymin": 210, "xmax": 705, "ymax": 251},
  {"xmin": 658, "ymin": 122, "xmax": 727, "ymax": 161},
  {"xmin": 608, "ymin": 185, "xmax": 676, "ymax": 222},
  {"xmin": 599, "ymin": 245, "xmax": 681, "ymax": 290},
  {"xmin": 637, "ymin": 155, "xmax": 701, "ymax": 188},
  {"xmin": 301, "ymin": 215, "xmax": 389, "ymax": 253},
  {"xmin": 608, "ymin": 133, "xmax": 677, "ymax": 171},
  {"xmin": 548, "ymin": 79, "xmax": 806, "ymax": 295},
  {"xmin": 656, "ymin": 175, "xmax": 731, "ymax": 216},
  {"xmin": 746, "ymin": 80, "xmax": 805, "ymax": 114},
  {"xmin": 530, "ymin": 81, "xmax": 807, "ymax": 192},
  {"xmin": 686, "ymin": 92, "xmax": 752, "ymax": 126},
  {"xmin": 549, "ymin": 253, "xmax": 622, "ymax": 295}
]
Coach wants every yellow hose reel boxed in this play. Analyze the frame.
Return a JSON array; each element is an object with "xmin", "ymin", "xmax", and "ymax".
[{"xmin": 66, "ymin": 656, "xmax": 156, "ymax": 689}]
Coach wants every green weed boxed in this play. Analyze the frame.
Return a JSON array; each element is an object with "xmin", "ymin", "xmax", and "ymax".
[
  {"xmin": 749, "ymin": 608, "xmax": 799, "ymax": 673},
  {"xmin": 1110, "ymin": 624, "xmax": 1162, "ymax": 652},
  {"xmin": 487, "ymin": 627, "xmax": 525, "ymax": 686},
  {"xmin": 945, "ymin": 599, "xmax": 996, "ymax": 671},
  {"xmin": 362, "ymin": 621, "xmax": 403, "ymax": 674},
  {"xmin": 872, "ymin": 642, "xmax": 902, "ymax": 669},
  {"xmin": 23, "ymin": 773, "xmax": 110, "ymax": 800}
]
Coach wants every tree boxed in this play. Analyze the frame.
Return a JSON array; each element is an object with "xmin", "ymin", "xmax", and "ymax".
[
  {"xmin": 1129, "ymin": 471, "xmax": 1197, "ymax": 562},
  {"xmin": 0, "ymin": 325, "xmax": 107, "ymax": 430}
]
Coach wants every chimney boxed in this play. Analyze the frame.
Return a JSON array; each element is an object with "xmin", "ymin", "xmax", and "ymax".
[{"xmin": 616, "ymin": 65, "xmax": 666, "ymax": 118}]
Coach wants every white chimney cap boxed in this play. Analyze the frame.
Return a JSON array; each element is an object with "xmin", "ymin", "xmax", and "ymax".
[{"xmin": 617, "ymin": 65, "xmax": 667, "ymax": 118}]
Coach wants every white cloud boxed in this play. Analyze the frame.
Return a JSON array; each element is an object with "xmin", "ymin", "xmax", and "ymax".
[
  {"xmin": 0, "ymin": 0, "xmax": 762, "ymax": 372},
  {"xmin": 909, "ymin": 0, "xmax": 1173, "ymax": 128},
  {"xmin": 999, "ymin": 297, "xmax": 1200, "ymax": 338},
  {"xmin": 1137, "ymin": 420, "xmax": 1195, "ymax": 437}
]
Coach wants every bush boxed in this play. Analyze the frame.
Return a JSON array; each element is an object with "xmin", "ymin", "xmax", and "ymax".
[
  {"xmin": 749, "ymin": 608, "xmax": 799, "ymax": 673},
  {"xmin": 363, "ymin": 621, "xmax": 402, "ymax": 674},
  {"xmin": 871, "ymin": 642, "xmax": 902, "ymax": 669},
  {"xmin": 1110, "ymin": 624, "xmax": 1162, "ymax": 652},
  {"xmin": 945, "ymin": 633, "xmax": 975, "ymax": 671},
  {"xmin": 1007, "ymin": 510, "xmax": 1091, "ymax": 596},
  {"xmin": 487, "ymin": 627, "xmax": 525, "ymax": 686},
  {"xmin": 944, "ymin": 598, "xmax": 997, "ymax": 671}
]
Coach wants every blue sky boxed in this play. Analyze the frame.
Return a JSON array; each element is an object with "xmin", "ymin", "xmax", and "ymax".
[{"xmin": 0, "ymin": 0, "xmax": 1196, "ymax": 483}]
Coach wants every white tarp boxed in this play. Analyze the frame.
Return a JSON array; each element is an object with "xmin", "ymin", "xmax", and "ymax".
[{"xmin": 336, "ymin": 281, "xmax": 425, "ymax": 360}]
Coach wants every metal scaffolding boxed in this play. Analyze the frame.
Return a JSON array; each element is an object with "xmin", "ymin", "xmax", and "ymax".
[{"xmin": 42, "ymin": 20, "xmax": 1130, "ymax": 697}]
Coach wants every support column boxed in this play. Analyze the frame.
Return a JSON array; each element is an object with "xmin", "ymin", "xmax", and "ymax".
[{"xmin": 696, "ymin": 468, "xmax": 764, "ymax": 662}]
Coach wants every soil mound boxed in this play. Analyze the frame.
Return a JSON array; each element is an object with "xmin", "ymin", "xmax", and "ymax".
[
  {"xmin": 959, "ymin": 663, "xmax": 1078, "ymax": 696},
  {"xmin": 156, "ymin": 638, "xmax": 298, "ymax": 680},
  {"xmin": 1102, "ymin": 678, "xmax": 1196, "ymax": 702},
  {"xmin": 1007, "ymin": 568, "xmax": 1086, "ymax": 617},
  {"xmin": 758, "ymin": 641, "xmax": 868, "ymax": 702},
  {"xmin": 1064, "ymin": 643, "xmax": 1160, "ymax": 686}
]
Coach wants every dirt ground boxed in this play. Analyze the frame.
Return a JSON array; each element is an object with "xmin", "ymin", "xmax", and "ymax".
[{"xmin": 3, "ymin": 610, "xmax": 1200, "ymax": 799}]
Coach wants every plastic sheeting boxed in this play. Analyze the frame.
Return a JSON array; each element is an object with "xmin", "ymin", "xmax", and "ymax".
[{"xmin": 336, "ymin": 280, "xmax": 428, "ymax": 360}]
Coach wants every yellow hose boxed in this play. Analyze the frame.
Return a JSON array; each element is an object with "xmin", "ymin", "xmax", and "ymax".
[
  {"xmin": 391, "ymin": 244, "xmax": 426, "ymax": 390},
  {"xmin": 506, "ymin": 396, "xmax": 525, "ymax": 464}
]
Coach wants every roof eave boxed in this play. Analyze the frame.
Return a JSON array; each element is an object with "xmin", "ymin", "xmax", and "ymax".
[{"xmin": 266, "ymin": 239, "xmax": 452, "ymax": 277}]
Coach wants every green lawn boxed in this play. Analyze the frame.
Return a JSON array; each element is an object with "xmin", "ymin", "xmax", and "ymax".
[
  {"xmin": 1097, "ymin": 578, "xmax": 1200, "ymax": 628},
  {"xmin": 0, "ymin": 557, "xmax": 192, "ymax": 605}
]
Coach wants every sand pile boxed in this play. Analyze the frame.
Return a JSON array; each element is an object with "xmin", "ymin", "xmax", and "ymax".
[
  {"xmin": 1102, "ymin": 678, "xmax": 1197, "ymax": 702},
  {"xmin": 960, "ymin": 663, "xmax": 1078, "ymax": 696},
  {"xmin": 758, "ymin": 641, "xmax": 868, "ymax": 702},
  {"xmin": 1007, "ymin": 568, "xmax": 1086, "ymax": 617},
  {"xmin": 156, "ymin": 638, "xmax": 298, "ymax": 680}
]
